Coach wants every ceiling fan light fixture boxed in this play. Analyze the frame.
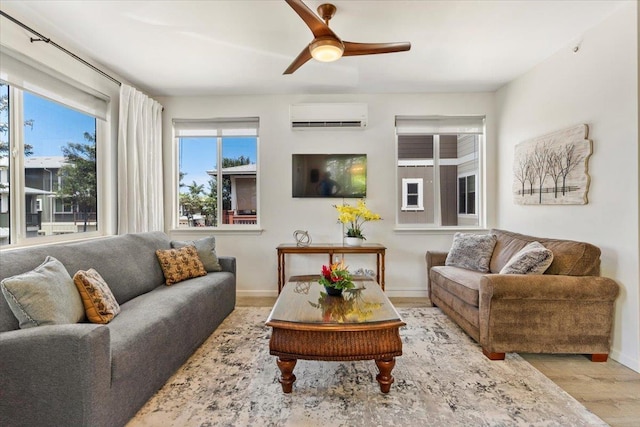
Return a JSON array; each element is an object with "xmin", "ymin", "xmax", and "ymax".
[{"xmin": 309, "ymin": 37, "xmax": 344, "ymax": 62}]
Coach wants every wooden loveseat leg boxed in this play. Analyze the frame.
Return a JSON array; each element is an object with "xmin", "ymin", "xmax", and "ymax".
[
  {"xmin": 482, "ymin": 348, "xmax": 506, "ymax": 360},
  {"xmin": 591, "ymin": 353, "xmax": 608, "ymax": 362}
]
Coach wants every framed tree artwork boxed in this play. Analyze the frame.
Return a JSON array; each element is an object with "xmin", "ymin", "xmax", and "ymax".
[{"xmin": 512, "ymin": 124, "xmax": 592, "ymax": 205}]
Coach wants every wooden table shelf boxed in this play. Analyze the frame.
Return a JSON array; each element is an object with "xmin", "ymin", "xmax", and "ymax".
[{"xmin": 276, "ymin": 243, "xmax": 386, "ymax": 293}]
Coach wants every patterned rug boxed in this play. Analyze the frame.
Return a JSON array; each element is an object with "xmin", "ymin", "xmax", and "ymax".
[{"xmin": 128, "ymin": 307, "xmax": 606, "ymax": 427}]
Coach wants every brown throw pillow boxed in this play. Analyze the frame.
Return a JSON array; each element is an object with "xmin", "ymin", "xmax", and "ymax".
[
  {"xmin": 156, "ymin": 245, "xmax": 207, "ymax": 285},
  {"xmin": 73, "ymin": 268, "xmax": 121, "ymax": 324}
]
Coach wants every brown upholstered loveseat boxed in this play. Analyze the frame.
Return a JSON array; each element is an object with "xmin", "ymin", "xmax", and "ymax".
[{"xmin": 426, "ymin": 229, "xmax": 619, "ymax": 361}]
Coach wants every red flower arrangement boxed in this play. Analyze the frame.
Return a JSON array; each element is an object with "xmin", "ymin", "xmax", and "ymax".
[{"xmin": 318, "ymin": 260, "xmax": 354, "ymax": 291}]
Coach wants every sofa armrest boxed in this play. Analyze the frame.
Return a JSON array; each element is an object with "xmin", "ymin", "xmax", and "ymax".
[
  {"xmin": 426, "ymin": 251, "xmax": 448, "ymax": 271},
  {"xmin": 480, "ymin": 274, "xmax": 619, "ymax": 301},
  {"xmin": 425, "ymin": 251, "xmax": 448, "ymax": 299},
  {"xmin": 218, "ymin": 256, "xmax": 236, "ymax": 275},
  {"xmin": 0, "ymin": 324, "xmax": 112, "ymax": 426},
  {"xmin": 478, "ymin": 274, "xmax": 619, "ymax": 355}
]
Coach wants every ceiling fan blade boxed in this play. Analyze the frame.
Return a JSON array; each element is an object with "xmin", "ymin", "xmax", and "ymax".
[
  {"xmin": 343, "ymin": 41, "xmax": 411, "ymax": 57},
  {"xmin": 283, "ymin": 45, "xmax": 313, "ymax": 74},
  {"xmin": 284, "ymin": 0, "xmax": 338, "ymax": 38}
]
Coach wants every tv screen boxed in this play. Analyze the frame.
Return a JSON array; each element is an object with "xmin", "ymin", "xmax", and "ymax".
[{"xmin": 292, "ymin": 154, "xmax": 367, "ymax": 198}]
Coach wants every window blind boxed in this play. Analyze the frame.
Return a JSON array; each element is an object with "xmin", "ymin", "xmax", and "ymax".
[
  {"xmin": 173, "ymin": 118, "xmax": 260, "ymax": 137},
  {"xmin": 395, "ymin": 116, "xmax": 485, "ymax": 135},
  {"xmin": 0, "ymin": 47, "xmax": 109, "ymax": 121}
]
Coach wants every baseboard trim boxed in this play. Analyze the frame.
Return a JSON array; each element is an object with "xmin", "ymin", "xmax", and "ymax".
[{"xmin": 610, "ymin": 348, "xmax": 640, "ymax": 373}]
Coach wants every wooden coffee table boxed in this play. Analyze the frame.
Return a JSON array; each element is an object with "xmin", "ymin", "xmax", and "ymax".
[{"xmin": 265, "ymin": 276, "xmax": 405, "ymax": 394}]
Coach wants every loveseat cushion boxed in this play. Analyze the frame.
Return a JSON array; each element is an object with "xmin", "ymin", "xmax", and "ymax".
[
  {"xmin": 489, "ymin": 229, "xmax": 601, "ymax": 276},
  {"xmin": 430, "ymin": 265, "xmax": 485, "ymax": 307}
]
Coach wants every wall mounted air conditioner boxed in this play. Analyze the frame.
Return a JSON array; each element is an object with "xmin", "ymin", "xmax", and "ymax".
[{"xmin": 290, "ymin": 103, "xmax": 368, "ymax": 130}]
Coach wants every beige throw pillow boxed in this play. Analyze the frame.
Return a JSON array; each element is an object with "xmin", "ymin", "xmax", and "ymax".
[
  {"xmin": 73, "ymin": 268, "xmax": 121, "ymax": 324},
  {"xmin": 499, "ymin": 241, "xmax": 554, "ymax": 275},
  {"xmin": 156, "ymin": 245, "xmax": 207, "ymax": 285}
]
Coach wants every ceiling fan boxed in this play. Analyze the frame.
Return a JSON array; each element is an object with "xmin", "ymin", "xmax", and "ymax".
[{"xmin": 283, "ymin": 0, "xmax": 411, "ymax": 74}]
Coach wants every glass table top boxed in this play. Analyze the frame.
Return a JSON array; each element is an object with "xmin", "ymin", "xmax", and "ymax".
[{"xmin": 267, "ymin": 278, "xmax": 402, "ymax": 325}]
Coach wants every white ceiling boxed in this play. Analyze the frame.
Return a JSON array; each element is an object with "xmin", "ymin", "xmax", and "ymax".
[{"xmin": 0, "ymin": 0, "xmax": 627, "ymax": 97}]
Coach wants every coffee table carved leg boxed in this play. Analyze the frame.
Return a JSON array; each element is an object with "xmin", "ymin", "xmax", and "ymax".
[
  {"xmin": 375, "ymin": 357, "xmax": 396, "ymax": 393},
  {"xmin": 276, "ymin": 358, "xmax": 297, "ymax": 393}
]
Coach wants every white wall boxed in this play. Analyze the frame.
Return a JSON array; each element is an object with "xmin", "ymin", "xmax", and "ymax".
[
  {"xmin": 495, "ymin": 2, "xmax": 639, "ymax": 371},
  {"xmin": 160, "ymin": 93, "xmax": 497, "ymax": 299}
]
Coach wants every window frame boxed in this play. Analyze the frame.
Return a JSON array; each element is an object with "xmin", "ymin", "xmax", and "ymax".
[
  {"xmin": 1, "ymin": 83, "xmax": 106, "ymax": 247},
  {"xmin": 172, "ymin": 118, "xmax": 260, "ymax": 232},
  {"xmin": 401, "ymin": 178, "xmax": 424, "ymax": 211},
  {"xmin": 395, "ymin": 116, "xmax": 485, "ymax": 231},
  {"xmin": 458, "ymin": 173, "xmax": 477, "ymax": 216}
]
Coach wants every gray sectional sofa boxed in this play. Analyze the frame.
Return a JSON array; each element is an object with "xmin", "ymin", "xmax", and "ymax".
[{"xmin": 0, "ymin": 232, "xmax": 236, "ymax": 427}]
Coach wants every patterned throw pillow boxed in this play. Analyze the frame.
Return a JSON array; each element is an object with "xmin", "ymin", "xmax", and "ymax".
[
  {"xmin": 73, "ymin": 268, "xmax": 121, "ymax": 324},
  {"xmin": 156, "ymin": 245, "xmax": 207, "ymax": 285},
  {"xmin": 0, "ymin": 256, "xmax": 85, "ymax": 329},
  {"xmin": 500, "ymin": 241, "xmax": 554, "ymax": 275},
  {"xmin": 445, "ymin": 232, "xmax": 497, "ymax": 273},
  {"xmin": 171, "ymin": 235, "xmax": 222, "ymax": 272}
]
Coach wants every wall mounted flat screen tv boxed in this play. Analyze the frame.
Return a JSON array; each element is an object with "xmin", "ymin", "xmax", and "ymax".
[{"xmin": 292, "ymin": 154, "xmax": 367, "ymax": 198}]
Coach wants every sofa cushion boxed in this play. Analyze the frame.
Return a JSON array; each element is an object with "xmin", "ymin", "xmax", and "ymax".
[
  {"xmin": 499, "ymin": 241, "xmax": 554, "ymax": 275},
  {"xmin": 171, "ymin": 235, "xmax": 222, "ymax": 272},
  {"xmin": 73, "ymin": 268, "xmax": 121, "ymax": 324},
  {"xmin": 489, "ymin": 229, "xmax": 601, "ymax": 275},
  {"xmin": 445, "ymin": 232, "xmax": 497, "ymax": 273},
  {"xmin": 0, "ymin": 256, "xmax": 85, "ymax": 328},
  {"xmin": 430, "ymin": 265, "xmax": 485, "ymax": 307},
  {"xmin": 156, "ymin": 246, "xmax": 207, "ymax": 285}
]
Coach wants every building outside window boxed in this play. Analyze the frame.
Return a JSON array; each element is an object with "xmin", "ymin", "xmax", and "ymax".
[
  {"xmin": 395, "ymin": 116, "xmax": 484, "ymax": 228},
  {"xmin": 1, "ymin": 50, "xmax": 106, "ymax": 247},
  {"xmin": 174, "ymin": 118, "xmax": 259, "ymax": 228},
  {"xmin": 401, "ymin": 178, "xmax": 424, "ymax": 211},
  {"xmin": 458, "ymin": 174, "xmax": 476, "ymax": 215}
]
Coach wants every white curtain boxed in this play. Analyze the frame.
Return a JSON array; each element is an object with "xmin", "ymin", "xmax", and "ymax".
[{"xmin": 117, "ymin": 84, "xmax": 164, "ymax": 234}]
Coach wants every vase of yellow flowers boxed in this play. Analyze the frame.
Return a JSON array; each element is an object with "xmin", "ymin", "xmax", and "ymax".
[
  {"xmin": 318, "ymin": 260, "xmax": 354, "ymax": 297},
  {"xmin": 334, "ymin": 199, "xmax": 382, "ymax": 246}
]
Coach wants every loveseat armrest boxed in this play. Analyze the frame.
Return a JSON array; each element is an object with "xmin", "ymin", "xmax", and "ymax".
[
  {"xmin": 426, "ymin": 251, "xmax": 448, "ymax": 270},
  {"xmin": 0, "ymin": 324, "xmax": 112, "ymax": 427},
  {"xmin": 480, "ymin": 274, "xmax": 619, "ymax": 301},
  {"xmin": 425, "ymin": 251, "xmax": 448, "ymax": 299},
  {"xmin": 218, "ymin": 256, "xmax": 236, "ymax": 275},
  {"xmin": 479, "ymin": 274, "xmax": 619, "ymax": 359}
]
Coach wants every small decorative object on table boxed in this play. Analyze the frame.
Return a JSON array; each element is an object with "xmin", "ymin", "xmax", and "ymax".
[
  {"xmin": 318, "ymin": 260, "xmax": 354, "ymax": 297},
  {"xmin": 293, "ymin": 230, "xmax": 312, "ymax": 247},
  {"xmin": 334, "ymin": 199, "xmax": 382, "ymax": 246}
]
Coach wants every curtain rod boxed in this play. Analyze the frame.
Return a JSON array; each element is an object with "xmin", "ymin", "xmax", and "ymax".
[{"xmin": 0, "ymin": 10, "xmax": 122, "ymax": 87}]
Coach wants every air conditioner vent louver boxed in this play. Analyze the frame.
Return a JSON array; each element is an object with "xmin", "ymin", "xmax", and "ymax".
[
  {"xmin": 292, "ymin": 120, "xmax": 364, "ymax": 129},
  {"xmin": 290, "ymin": 103, "xmax": 368, "ymax": 130}
]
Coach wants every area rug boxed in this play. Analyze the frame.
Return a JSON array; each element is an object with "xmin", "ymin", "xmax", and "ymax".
[{"xmin": 128, "ymin": 307, "xmax": 606, "ymax": 427}]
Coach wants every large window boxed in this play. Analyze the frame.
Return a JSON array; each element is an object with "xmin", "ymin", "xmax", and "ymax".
[
  {"xmin": 1, "ymin": 50, "xmax": 107, "ymax": 247},
  {"xmin": 395, "ymin": 116, "xmax": 484, "ymax": 228},
  {"xmin": 0, "ymin": 84, "xmax": 98, "ymax": 246},
  {"xmin": 174, "ymin": 118, "xmax": 259, "ymax": 228}
]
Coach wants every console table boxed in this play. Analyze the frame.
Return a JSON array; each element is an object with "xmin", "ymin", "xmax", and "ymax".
[{"xmin": 276, "ymin": 243, "xmax": 386, "ymax": 293}]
